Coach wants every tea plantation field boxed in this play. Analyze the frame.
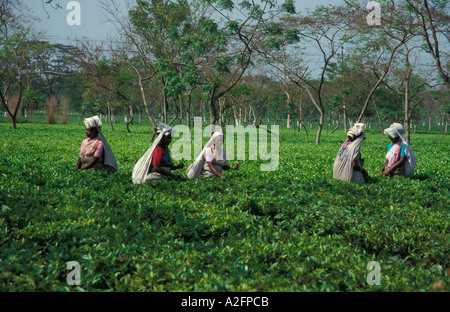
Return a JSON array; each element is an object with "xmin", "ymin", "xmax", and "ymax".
[{"xmin": 0, "ymin": 122, "xmax": 449, "ymax": 292}]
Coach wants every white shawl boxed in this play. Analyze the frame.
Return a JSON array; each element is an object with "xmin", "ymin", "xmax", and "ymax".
[
  {"xmin": 132, "ymin": 123, "xmax": 173, "ymax": 184},
  {"xmin": 333, "ymin": 123, "xmax": 366, "ymax": 184},
  {"xmin": 185, "ymin": 132, "xmax": 224, "ymax": 179}
]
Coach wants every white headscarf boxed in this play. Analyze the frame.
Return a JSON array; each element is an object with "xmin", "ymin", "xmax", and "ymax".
[
  {"xmin": 84, "ymin": 115, "xmax": 102, "ymax": 129},
  {"xmin": 346, "ymin": 123, "xmax": 365, "ymax": 140},
  {"xmin": 132, "ymin": 122, "xmax": 173, "ymax": 184},
  {"xmin": 384, "ymin": 123, "xmax": 416, "ymax": 177},
  {"xmin": 156, "ymin": 122, "xmax": 175, "ymax": 137},
  {"xmin": 211, "ymin": 133, "xmax": 226, "ymax": 166},
  {"xmin": 185, "ymin": 132, "xmax": 224, "ymax": 179},
  {"xmin": 384, "ymin": 122, "xmax": 403, "ymax": 138},
  {"xmin": 83, "ymin": 115, "xmax": 118, "ymax": 173}
]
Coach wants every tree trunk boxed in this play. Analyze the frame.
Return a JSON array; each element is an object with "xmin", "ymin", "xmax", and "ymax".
[
  {"xmin": 168, "ymin": 102, "xmax": 178, "ymax": 126},
  {"xmin": 373, "ymin": 98, "xmax": 384, "ymax": 138},
  {"xmin": 11, "ymin": 116, "xmax": 17, "ymax": 130},
  {"xmin": 209, "ymin": 99, "xmax": 217, "ymax": 126},
  {"xmin": 187, "ymin": 98, "xmax": 191, "ymax": 129},
  {"xmin": 208, "ymin": 86, "xmax": 218, "ymax": 132},
  {"xmin": 128, "ymin": 62, "xmax": 157, "ymax": 140},
  {"xmin": 316, "ymin": 112, "xmax": 324, "ymax": 144},
  {"xmin": 126, "ymin": 103, "xmax": 134, "ymax": 133},
  {"xmin": 218, "ymin": 97, "xmax": 226, "ymax": 130},
  {"xmin": 303, "ymin": 87, "xmax": 324, "ymax": 143},
  {"xmin": 201, "ymin": 102, "xmax": 205, "ymax": 123},
  {"xmin": 297, "ymin": 97, "xmax": 307, "ymax": 135},
  {"xmin": 444, "ymin": 115, "xmax": 448, "ymax": 137},
  {"xmin": 301, "ymin": 122, "xmax": 308, "ymax": 135},
  {"xmin": 179, "ymin": 96, "xmax": 184, "ymax": 124},
  {"xmin": 2, "ymin": 79, "xmax": 23, "ymax": 129},
  {"xmin": 403, "ymin": 67, "xmax": 412, "ymax": 144},
  {"xmin": 343, "ymin": 105, "xmax": 347, "ymax": 133},
  {"xmin": 162, "ymin": 89, "xmax": 168, "ymax": 124},
  {"xmin": 331, "ymin": 111, "xmax": 341, "ymax": 134},
  {"xmin": 233, "ymin": 106, "xmax": 239, "ymax": 126},
  {"xmin": 284, "ymin": 89, "xmax": 291, "ymax": 128},
  {"xmin": 107, "ymin": 99, "xmax": 114, "ymax": 131}
]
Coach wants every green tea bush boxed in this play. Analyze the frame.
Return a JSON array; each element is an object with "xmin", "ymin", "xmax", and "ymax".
[{"xmin": 0, "ymin": 123, "xmax": 448, "ymax": 291}]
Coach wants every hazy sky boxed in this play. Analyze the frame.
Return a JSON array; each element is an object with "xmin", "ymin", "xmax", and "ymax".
[
  {"xmin": 25, "ymin": 0, "xmax": 340, "ymax": 44},
  {"xmin": 21, "ymin": 0, "xmax": 443, "ymax": 78}
]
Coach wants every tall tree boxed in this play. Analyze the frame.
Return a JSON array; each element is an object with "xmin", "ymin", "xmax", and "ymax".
[
  {"xmin": 195, "ymin": 0, "xmax": 287, "ymax": 131},
  {"xmin": 259, "ymin": 4, "xmax": 358, "ymax": 143},
  {"xmin": 0, "ymin": 0, "xmax": 45, "ymax": 129},
  {"xmin": 406, "ymin": 0, "xmax": 450, "ymax": 90},
  {"xmin": 348, "ymin": 0, "xmax": 445, "ymax": 142},
  {"xmin": 103, "ymin": 0, "xmax": 203, "ymax": 139}
]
